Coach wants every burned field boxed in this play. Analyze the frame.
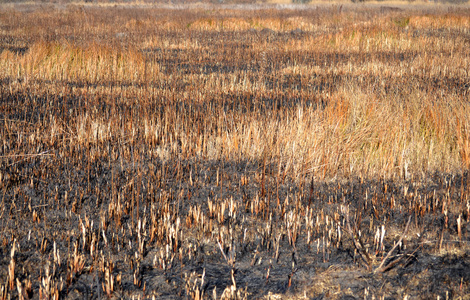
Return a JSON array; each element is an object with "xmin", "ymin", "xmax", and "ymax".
[{"xmin": 1, "ymin": 3, "xmax": 470, "ymax": 299}]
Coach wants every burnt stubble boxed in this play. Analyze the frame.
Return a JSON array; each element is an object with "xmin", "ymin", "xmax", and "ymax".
[{"xmin": 1, "ymin": 3, "xmax": 470, "ymax": 299}]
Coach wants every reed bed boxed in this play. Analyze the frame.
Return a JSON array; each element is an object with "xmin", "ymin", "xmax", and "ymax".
[{"xmin": 1, "ymin": 5, "xmax": 469, "ymax": 181}]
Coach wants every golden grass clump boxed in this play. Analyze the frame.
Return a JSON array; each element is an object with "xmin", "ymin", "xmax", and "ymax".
[
  {"xmin": 1, "ymin": 41, "xmax": 156, "ymax": 85},
  {"xmin": 0, "ymin": 5, "xmax": 469, "ymax": 180}
]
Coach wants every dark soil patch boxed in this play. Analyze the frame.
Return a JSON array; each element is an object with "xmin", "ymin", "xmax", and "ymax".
[{"xmin": 1, "ymin": 154, "xmax": 470, "ymax": 299}]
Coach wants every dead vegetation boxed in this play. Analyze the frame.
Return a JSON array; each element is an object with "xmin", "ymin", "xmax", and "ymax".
[{"xmin": 0, "ymin": 3, "xmax": 470, "ymax": 299}]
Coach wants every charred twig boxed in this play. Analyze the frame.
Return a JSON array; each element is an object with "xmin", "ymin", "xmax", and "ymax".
[
  {"xmin": 3, "ymin": 151, "xmax": 54, "ymax": 167},
  {"xmin": 374, "ymin": 216, "xmax": 412, "ymax": 274},
  {"xmin": 345, "ymin": 211, "xmax": 373, "ymax": 270},
  {"xmin": 218, "ymin": 241, "xmax": 229, "ymax": 264},
  {"xmin": 0, "ymin": 151, "xmax": 53, "ymax": 159}
]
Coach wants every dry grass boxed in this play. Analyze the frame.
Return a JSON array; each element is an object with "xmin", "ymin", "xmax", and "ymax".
[{"xmin": 1, "ymin": 4, "xmax": 469, "ymax": 181}]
